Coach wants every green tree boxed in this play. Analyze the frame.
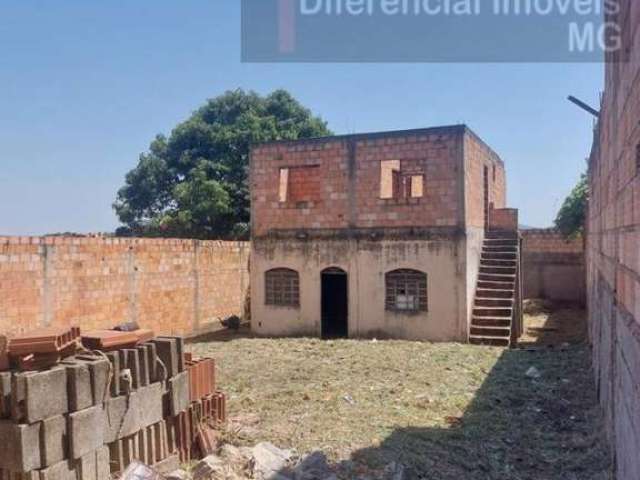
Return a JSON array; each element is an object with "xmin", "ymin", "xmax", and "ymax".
[
  {"xmin": 114, "ymin": 89, "xmax": 331, "ymax": 239},
  {"xmin": 555, "ymin": 173, "xmax": 588, "ymax": 238}
]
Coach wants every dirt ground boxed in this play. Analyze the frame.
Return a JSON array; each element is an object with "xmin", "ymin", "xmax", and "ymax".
[{"xmin": 188, "ymin": 303, "xmax": 611, "ymax": 480}]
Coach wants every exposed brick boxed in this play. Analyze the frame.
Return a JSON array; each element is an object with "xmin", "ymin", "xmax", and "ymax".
[
  {"xmin": 0, "ymin": 239, "xmax": 248, "ymax": 338},
  {"xmin": 586, "ymin": 3, "xmax": 640, "ymax": 478}
]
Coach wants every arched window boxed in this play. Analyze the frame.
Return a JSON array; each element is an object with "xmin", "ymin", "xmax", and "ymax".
[
  {"xmin": 265, "ymin": 268, "xmax": 300, "ymax": 307},
  {"xmin": 385, "ymin": 269, "xmax": 428, "ymax": 312}
]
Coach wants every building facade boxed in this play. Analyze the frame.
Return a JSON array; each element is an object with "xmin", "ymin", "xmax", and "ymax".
[
  {"xmin": 586, "ymin": 2, "xmax": 640, "ymax": 477},
  {"xmin": 250, "ymin": 125, "xmax": 509, "ymax": 341}
]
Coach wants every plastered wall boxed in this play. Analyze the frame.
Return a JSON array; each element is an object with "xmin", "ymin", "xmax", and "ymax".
[
  {"xmin": 251, "ymin": 235, "xmax": 468, "ymax": 342},
  {"xmin": 521, "ymin": 229, "xmax": 585, "ymax": 304}
]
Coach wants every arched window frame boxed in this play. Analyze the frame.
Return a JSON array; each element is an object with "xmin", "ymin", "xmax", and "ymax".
[
  {"xmin": 265, "ymin": 268, "xmax": 300, "ymax": 307},
  {"xmin": 385, "ymin": 269, "xmax": 428, "ymax": 313}
]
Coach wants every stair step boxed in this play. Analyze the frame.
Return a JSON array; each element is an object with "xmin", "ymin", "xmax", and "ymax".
[
  {"xmin": 477, "ymin": 280, "xmax": 515, "ymax": 290},
  {"xmin": 478, "ymin": 273, "xmax": 516, "ymax": 283},
  {"xmin": 472, "ymin": 316, "xmax": 512, "ymax": 327},
  {"xmin": 482, "ymin": 252, "xmax": 517, "ymax": 260},
  {"xmin": 483, "ymin": 238, "xmax": 519, "ymax": 246},
  {"xmin": 473, "ymin": 307, "xmax": 513, "ymax": 318},
  {"xmin": 483, "ymin": 246, "xmax": 518, "ymax": 253},
  {"xmin": 470, "ymin": 326, "xmax": 512, "ymax": 337},
  {"xmin": 469, "ymin": 335, "xmax": 510, "ymax": 347},
  {"xmin": 476, "ymin": 288, "xmax": 514, "ymax": 299},
  {"xmin": 479, "ymin": 266, "xmax": 517, "ymax": 275},
  {"xmin": 475, "ymin": 298, "xmax": 514, "ymax": 307},
  {"xmin": 480, "ymin": 258, "xmax": 517, "ymax": 267},
  {"xmin": 485, "ymin": 231, "xmax": 519, "ymax": 240}
]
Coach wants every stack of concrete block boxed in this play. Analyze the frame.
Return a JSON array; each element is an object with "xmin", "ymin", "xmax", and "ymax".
[
  {"xmin": 101, "ymin": 336, "xmax": 190, "ymax": 474},
  {"xmin": 0, "ymin": 336, "xmax": 193, "ymax": 479},
  {"xmin": 0, "ymin": 362, "xmax": 111, "ymax": 480}
]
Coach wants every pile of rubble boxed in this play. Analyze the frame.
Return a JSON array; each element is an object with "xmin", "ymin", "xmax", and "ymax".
[
  {"xmin": 0, "ymin": 325, "xmax": 227, "ymax": 480},
  {"xmin": 163, "ymin": 442, "xmax": 410, "ymax": 480}
]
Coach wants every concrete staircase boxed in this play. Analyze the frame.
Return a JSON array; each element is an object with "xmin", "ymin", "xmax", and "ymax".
[{"xmin": 470, "ymin": 231, "xmax": 520, "ymax": 347}]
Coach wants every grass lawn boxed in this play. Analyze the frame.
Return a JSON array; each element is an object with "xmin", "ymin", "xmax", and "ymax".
[{"xmin": 188, "ymin": 308, "xmax": 610, "ymax": 480}]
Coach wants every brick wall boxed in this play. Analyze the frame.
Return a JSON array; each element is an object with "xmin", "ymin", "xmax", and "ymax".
[
  {"xmin": 489, "ymin": 207, "xmax": 518, "ymax": 232},
  {"xmin": 0, "ymin": 237, "xmax": 249, "ymax": 338},
  {"xmin": 521, "ymin": 229, "xmax": 585, "ymax": 303},
  {"xmin": 251, "ymin": 126, "xmax": 471, "ymax": 236},
  {"xmin": 586, "ymin": 2, "xmax": 640, "ymax": 477},
  {"xmin": 464, "ymin": 132, "xmax": 507, "ymax": 229}
]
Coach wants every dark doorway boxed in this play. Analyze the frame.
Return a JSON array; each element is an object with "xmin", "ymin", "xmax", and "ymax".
[{"xmin": 321, "ymin": 267, "xmax": 348, "ymax": 338}]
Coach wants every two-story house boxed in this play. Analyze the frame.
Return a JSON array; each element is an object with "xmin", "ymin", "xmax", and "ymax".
[{"xmin": 250, "ymin": 125, "xmax": 520, "ymax": 344}]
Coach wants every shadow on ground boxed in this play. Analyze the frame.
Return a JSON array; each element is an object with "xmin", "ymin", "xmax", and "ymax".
[{"xmin": 272, "ymin": 303, "xmax": 611, "ymax": 480}]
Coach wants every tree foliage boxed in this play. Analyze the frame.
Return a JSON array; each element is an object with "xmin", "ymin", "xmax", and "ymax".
[
  {"xmin": 555, "ymin": 173, "xmax": 588, "ymax": 238},
  {"xmin": 114, "ymin": 89, "xmax": 331, "ymax": 239}
]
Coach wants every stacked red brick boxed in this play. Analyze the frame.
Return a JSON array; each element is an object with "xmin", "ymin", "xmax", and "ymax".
[{"xmin": 172, "ymin": 354, "xmax": 227, "ymax": 462}]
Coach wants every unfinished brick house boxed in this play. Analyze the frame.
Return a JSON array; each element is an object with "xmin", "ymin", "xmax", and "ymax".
[
  {"xmin": 586, "ymin": 1, "xmax": 640, "ymax": 477},
  {"xmin": 250, "ymin": 125, "xmax": 522, "ymax": 345}
]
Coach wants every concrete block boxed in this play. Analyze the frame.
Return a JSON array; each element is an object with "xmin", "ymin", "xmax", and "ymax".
[
  {"xmin": 12, "ymin": 368, "xmax": 68, "ymax": 423},
  {"xmin": 38, "ymin": 460, "xmax": 75, "ymax": 480},
  {"xmin": 74, "ymin": 446, "xmax": 109, "ymax": 480},
  {"xmin": 165, "ymin": 417, "xmax": 177, "ymax": 455},
  {"xmin": 105, "ymin": 352, "xmax": 120, "ymax": 397},
  {"xmin": 152, "ymin": 339, "xmax": 178, "ymax": 378},
  {"xmin": 75, "ymin": 356, "xmax": 111, "ymax": 405},
  {"xmin": 153, "ymin": 454, "xmax": 179, "ymax": 474},
  {"xmin": 102, "ymin": 394, "xmax": 139, "ymax": 444},
  {"xmin": 137, "ymin": 428, "xmax": 148, "ymax": 465},
  {"xmin": 95, "ymin": 447, "xmax": 110, "ymax": 480},
  {"xmin": 138, "ymin": 383, "xmax": 164, "ymax": 430},
  {"xmin": 102, "ymin": 382, "xmax": 163, "ymax": 444},
  {"xmin": 142, "ymin": 343, "xmax": 157, "ymax": 383},
  {"xmin": 122, "ymin": 435, "xmax": 138, "ymax": 466},
  {"xmin": 160, "ymin": 337, "xmax": 185, "ymax": 373},
  {"xmin": 75, "ymin": 451, "xmax": 96, "ymax": 480},
  {"xmin": 167, "ymin": 372, "xmax": 189, "ymax": 416},
  {"xmin": 107, "ymin": 441, "xmax": 123, "ymax": 474},
  {"xmin": 119, "ymin": 350, "xmax": 140, "ymax": 391},
  {"xmin": 136, "ymin": 346, "xmax": 150, "ymax": 387},
  {"xmin": 68, "ymin": 406, "xmax": 104, "ymax": 459},
  {"xmin": 40, "ymin": 415, "xmax": 67, "ymax": 467},
  {"xmin": 0, "ymin": 372, "xmax": 11, "ymax": 418},
  {"xmin": 0, "ymin": 420, "xmax": 42, "ymax": 472},
  {"xmin": 10, "ymin": 471, "xmax": 39, "ymax": 480},
  {"xmin": 64, "ymin": 363, "xmax": 92, "ymax": 412}
]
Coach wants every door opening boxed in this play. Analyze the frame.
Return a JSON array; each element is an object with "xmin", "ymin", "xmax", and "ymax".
[{"xmin": 321, "ymin": 267, "xmax": 348, "ymax": 339}]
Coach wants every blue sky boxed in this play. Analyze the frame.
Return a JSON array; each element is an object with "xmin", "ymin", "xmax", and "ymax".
[{"xmin": 0, "ymin": 1, "xmax": 602, "ymax": 235}]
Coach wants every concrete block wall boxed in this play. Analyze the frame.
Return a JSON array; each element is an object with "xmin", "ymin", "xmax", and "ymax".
[
  {"xmin": 0, "ymin": 237, "xmax": 249, "ymax": 338},
  {"xmin": 521, "ymin": 229, "xmax": 585, "ymax": 303},
  {"xmin": 586, "ymin": 1, "xmax": 640, "ymax": 477}
]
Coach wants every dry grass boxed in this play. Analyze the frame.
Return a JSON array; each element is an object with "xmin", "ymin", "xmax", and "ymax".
[{"xmin": 188, "ymin": 308, "xmax": 610, "ymax": 479}]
